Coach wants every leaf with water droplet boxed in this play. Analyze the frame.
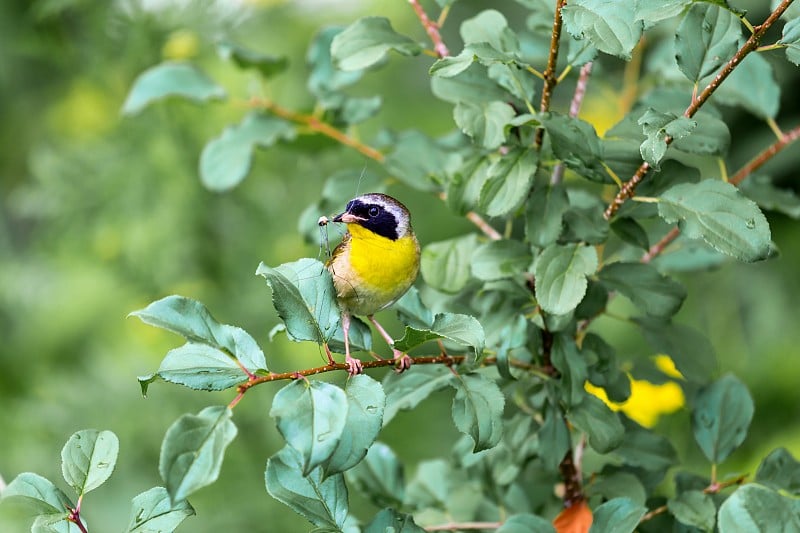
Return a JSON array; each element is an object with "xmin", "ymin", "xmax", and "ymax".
[
  {"xmin": 61, "ymin": 429, "xmax": 119, "ymax": 496},
  {"xmin": 691, "ymin": 374, "xmax": 754, "ymax": 463}
]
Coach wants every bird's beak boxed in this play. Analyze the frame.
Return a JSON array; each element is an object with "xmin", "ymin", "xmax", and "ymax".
[{"xmin": 332, "ymin": 212, "xmax": 363, "ymax": 224}]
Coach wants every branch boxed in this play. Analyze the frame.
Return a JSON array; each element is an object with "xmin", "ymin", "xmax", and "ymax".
[
  {"xmin": 559, "ymin": 449, "xmax": 585, "ymax": 508},
  {"xmin": 535, "ymin": 0, "xmax": 568, "ymax": 148},
  {"xmin": 409, "ymin": 0, "xmax": 449, "ymax": 58},
  {"xmin": 425, "ymin": 521, "xmax": 503, "ymax": 532},
  {"xmin": 640, "ymin": 474, "xmax": 746, "ymax": 524},
  {"xmin": 551, "ymin": 61, "xmax": 594, "ymax": 185},
  {"xmin": 604, "ymin": 0, "xmax": 797, "ymax": 220}
]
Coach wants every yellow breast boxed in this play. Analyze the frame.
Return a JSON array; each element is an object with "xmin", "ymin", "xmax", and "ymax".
[{"xmin": 329, "ymin": 224, "xmax": 420, "ymax": 316}]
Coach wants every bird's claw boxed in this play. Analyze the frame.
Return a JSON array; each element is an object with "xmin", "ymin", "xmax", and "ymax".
[
  {"xmin": 392, "ymin": 350, "xmax": 412, "ymax": 373},
  {"xmin": 345, "ymin": 355, "xmax": 363, "ymax": 376}
]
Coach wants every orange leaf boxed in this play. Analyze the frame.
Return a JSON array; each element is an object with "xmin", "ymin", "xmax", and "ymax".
[{"xmin": 553, "ymin": 500, "xmax": 593, "ymax": 533}]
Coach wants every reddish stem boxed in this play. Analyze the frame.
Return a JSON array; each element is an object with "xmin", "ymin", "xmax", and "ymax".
[{"xmin": 409, "ymin": 0, "xmax": 449, "ymax": 58}]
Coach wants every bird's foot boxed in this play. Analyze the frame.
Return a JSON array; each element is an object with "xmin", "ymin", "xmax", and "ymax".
[
  {"xmin": 392, "ymin": 350, "xmax": 412, "ymax": 373},
  {"xmin": 345, "ymin": 354, "xmax": 363, "ymax": 376}
]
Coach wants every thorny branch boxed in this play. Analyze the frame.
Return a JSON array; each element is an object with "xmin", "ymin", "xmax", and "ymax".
[{"xmin": 535, "ymin": 0, "xmax": 568, "ymax": 148}]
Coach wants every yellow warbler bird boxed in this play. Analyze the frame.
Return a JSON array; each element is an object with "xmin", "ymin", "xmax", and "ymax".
[{"xmin": 327, "ymin": 193, "xmax": 420, "ymax": 374}]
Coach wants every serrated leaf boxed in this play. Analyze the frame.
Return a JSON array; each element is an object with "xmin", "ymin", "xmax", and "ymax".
[
  {"xmin": 560, "ymin": 189, "xmax": 610, "ymax": 244},
  {"xmin": 394, "ymin": 286, "xmax": 434, "ymax": 329},
  {"xmin": 539, "ymin": 402, "xmax": 571, "ymax": 471},
  {"xmin": 270, "ymin": 380, "xmax": 348, "ymax": 476},
  {"xmin": 587, "ymin": 472, "xmax": 647, "ymax": 507},
  {"xmin": 323, "ymin": 375, "xmax": 385, "ymax": 476},
  {"xmin": 561, "ymin": 0, "xmax": 644, "ymax": 60},
  {"xmin": 658, "ymin": 180, "xmax": 772, "ymax": 262},
  {"xmin": 717, "ymin": 484, "xmax": 800, "ymax": 532},
  {"xmin": 432, "ymin": 312, "xmax": 486, "ymax": 360},
  {"xmin": 713, "ymin": 53, "xmax": 780, "ymax": 119},
  {"xmin": 527, "ymin": 182, "xmax": 569, "ymax": 248},
  {"xmin": 364, "ymin": 508, "xmax": 425, "ymax": 533},
  {"xmin": 552, "ymin": 334, "xmax": 588, "ymax": 406},
  {"xmin": 479, "ymin": 148, "xmax": 538, "ymax": 217},
  {"xmin": 611, "ymin": 217, "xmax": 650, "ymax": 249},
  {"xmin": 755, "ymin": 448, "xmax": 800, "ymax": 493},
  {"xmin": 672, "ymin": 111, "xmax": 730, "ymax": 156},
  {"xmin": 567, "ymin": 394, "xmax": 624, "ymax": 453},
  {"xmin": 159, "ymin": 406, "xmax": 237, "ymax": 502},
  {"xmin": 383, "ymin": 365, "xmax": 454, "ymax": 424},
  {"xmin": 216, "ymin": 39, "xmax": 288, "ymax": 78},
  {"xmin": 497, "ymin": 513, "xmax": 555, "ymax": 533},
  {"xmin": 588, "ymin": 497, "xmax": 647, "ymax": 533},
  {"xmin": 200, "ymin": 112, "xmax": 296, "ymax": 191},
  {"xmin": 265, "ymin": 446, "xmax": 349, "ymax": 530},
  {"xmin": 636, "ymin": 317, "xmax": 717, "ymax": 383},
  {"xmin": 638, "ymin": 108, "xmax": 697, "ymax": 169},
  {"xmin": 122, "ymin": 62, "xmax": 226, "ymax": 115},
  {"xmin": 0, "ymin": 472, "xmax": 73, "ymax": 516},
  {"xmin": 431, "ymin": 62, "xmax": 508, "ymax": 104},
  {"xmin": 308, "ymin": 27, "xmax": 363, "ymax": 96},
  {"xmin": 450, "ymin": 373, "xmax": 505, "ymax": 452},
  {"xmin": 739, "ymin": 174, "xmax": 800, "ymax": 219},
  {"xmin": 331, "ymin": 17, "xmax": 422, "ymax": 71},
  {"xmin": 454, "ymin": 100, "xmax": 516, "ymax": 150},
  {"xmin": 430, "ymin": 43, "xmax": 513, "ymax": 78},
  {"xmin": 488, "ymin": 63, "xmax": 537, "ymax": 102},
  {"xmin": 257, "ymin": 258, "xmax": 340, "ymax": 344},
  {"xmin": 143, "ymin": 342, "xmax": 252, "ymax": 392},
  {"xmin": 612, "ymin": 420, "xmax": 678, "ymax": 471},
  {"xmin": 127, "ymin": 487, "xmax": 195, "ymax": 533},
  {"xmin": 61, "ymin": 430, "xmax": 118, "ymax": 496},
  {"xmin": 346, "ymin": 442, "xmax": 405, "ymax": 508},
  {"xmin": 668, "ymin": 490, "xmax": 716, "ymax": 531},
  {"xmin": 538, "ymin": 113, "xmax": 606, "ymax": 181},
  {"xmin": 635, "ymin": 0, "xmax": 692, "ymax": 28},
  {"xmin": 534, "ymin": 243, "xmax": 598, "ymax": 315},
  {"xmin": 692, "ymin": 374, "xmax": 754, "ymax": 463},
  {"xmin": 598, "ymin": 262, "xmax": 686, "ymax": 318},
  {"xmin": 420, "ymin": 234, "xmax": 478, "ymax": 293},
  {"xmin": 31, "ymin": 514, "xmax": 80, "ymax": 533},
  {"xmin": 675, "ymin": 4, "xmax": 741, "ymax": 82},
  {"xmin": 460, "ymin": 9, "xmax": 520, "ymax": 53},
  {"xmin": 471, "ymin": 239, "xmax": 532, "ymax": 281},
  {"xmin": 779, "ymin": 17, "xmax": 800, "ymax": 65},
  {"xmin": 385, "ymin": 130, "xmax": 456, "ymax": 192}
]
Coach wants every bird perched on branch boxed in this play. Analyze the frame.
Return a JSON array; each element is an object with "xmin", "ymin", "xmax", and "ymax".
[{"xmin": 326, "ymin": 193, "xmax": 420, "ymax": 375}]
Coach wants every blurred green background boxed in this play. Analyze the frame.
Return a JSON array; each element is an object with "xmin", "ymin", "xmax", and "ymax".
[{"xmin": 1, "ymin": 0, "xmax": 799, "ymax": 531}]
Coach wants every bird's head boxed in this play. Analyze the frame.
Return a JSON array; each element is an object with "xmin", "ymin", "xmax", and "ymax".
[{"xmin": 332, "ymin": 193, "xmax": 413, "ymax": 240}]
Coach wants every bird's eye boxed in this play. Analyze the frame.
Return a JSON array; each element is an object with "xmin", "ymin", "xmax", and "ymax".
[{"xmin": 368, "ymin": 206, "xmax": 380, "ymax": 217}]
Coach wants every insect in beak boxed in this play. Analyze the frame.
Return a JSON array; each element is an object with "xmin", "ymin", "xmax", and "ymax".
[{"xmin": 332, "ymin": 212, "xmax": 363, "ymax": 224}]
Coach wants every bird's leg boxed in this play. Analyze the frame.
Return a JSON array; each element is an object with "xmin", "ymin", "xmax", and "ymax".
[
  {"xmin": 368, "ymin": 314, "xmax": 412, "ymax": 372},
  {"xmin": 342, "ymin": 312, "xmax": 363, "ymax": 375}
]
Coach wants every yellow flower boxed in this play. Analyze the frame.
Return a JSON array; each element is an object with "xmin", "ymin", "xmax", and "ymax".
[{"xmin": 585, "ymin": 355, "xmax": 685, "ymax": 428}]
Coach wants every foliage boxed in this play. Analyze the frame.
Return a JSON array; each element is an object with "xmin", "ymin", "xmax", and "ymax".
[{"xmin": 3, "ymin": 0, "xmax": 800, "ymax": 532}]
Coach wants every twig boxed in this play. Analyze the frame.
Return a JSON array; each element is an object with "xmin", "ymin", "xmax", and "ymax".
[
  {"xmin": 551, "ymin": 61, "xmax": 594, "ymax": 185},
  {"xmin": 409, "ymin": 0, "xmax": 449, "ymax": 58},
  {"xmin": 535, "ymin": 0, "xmax": 568, "ymax": 148},
  {"xmin": 640, "ymin": 474, "xmax": 747, "ymax": 524},
  {"xmin": 466, "ymin": 212, "xmax": 503, "ymax": 240},
  {"xmin": 426, "ymin": 522, "xmax": 502, "ymax": 531},
  {"xmin": 639, "ymin": 504, "xmax": 668, "ymax": 523},
  {"xmin": 559, "ymin": 449, "xmax": 584, "ymax": 508},
  {"xmin": 604, "ymin": 0, "xmax": 797, "ymax": 220},
  {"xmin": 641, "ymin": 227, "xmax": 680, "ymax": 264}
]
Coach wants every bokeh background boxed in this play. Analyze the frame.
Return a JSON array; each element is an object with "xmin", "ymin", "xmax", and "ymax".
[{"xmin": 1, "ymin": 0, "xmax": 799, "ymax": 531}]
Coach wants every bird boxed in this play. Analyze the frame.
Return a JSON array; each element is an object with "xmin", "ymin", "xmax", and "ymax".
[{"xmin": 325, "ymin": 192, "xmax": 420, "ymax": 375}]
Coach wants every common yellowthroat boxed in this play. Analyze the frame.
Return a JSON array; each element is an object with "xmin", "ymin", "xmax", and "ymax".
[{"xmin": 327, "ymin": 193, "xmax": 420, "ymax": 374}]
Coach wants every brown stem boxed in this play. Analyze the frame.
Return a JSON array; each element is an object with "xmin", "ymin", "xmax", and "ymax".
[
  {"xmin": 559, "ymin": 449, "xmax": 584, "ymax": 508},
  {"xmin": 535, "ymin": 0, "xmax": 568, "ymax": 148},
  {"xmin": 639, "ymin": 504, "xmax": 668, "ymax": 523},
  {"xmin": 604, "ymin": 0, "xmax": 797, "ymax": 220},
  {"xmin": 640, "ymin": 474, "xmax": 746, "ymax": 525},
  {"xmin": 551, "ymin": 61, "xmax": 594, "ymax": 185},
  {"xmin": 425, "ymin": 521, "xmax": 503, "ymax": 531},
  {"xmin": 409, "ymin": 0, "xmax": 449, "ymax": 58},
  {"xmin": 641, "ymin": 226, "xmax": 680, "ymax": 264},
  {"xmin": 466, "ymin": 211, "xmax": 503, "ymax": 240}
]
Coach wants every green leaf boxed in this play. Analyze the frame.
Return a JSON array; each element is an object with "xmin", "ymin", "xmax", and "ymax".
[
  {"xmin": 560, "ymin": 189, "xmax": 610, "ymax": 244},
  {"xmin": 658, "ymin": 180, "xmax": 772, "ymax": 262},
  {"xmin": 0, "ymin": 472, "xmax": 73, "ymax": 516},
  {"xmin": 61, "ymin": 429, "xmax": 118, "ymax": 496},
  {"xmin": 383, "ymin": 365, "xmax": 454, "ymax": 424},
  {"xmin": 431, "ymin": 63, "xmax": 508, "ymax": 104},
  {"xmin": 598, "ymin": 262, "xmax": 686, "ymax": 318},
  {"xmin": 612, "ymin": 420, "xmax": 678, "ymax": 471},
  {"xmin": 216, "ymin": 39, "xmax": 288, "ymax": 78},
  {"xmin": 393, "ymin": 326, "xmax": 444, "ymax": 353},
  {"xmin": 385, "ymin": 130, "xmax": 456, "ymax": 192},
  {"xmin": 200, "ymin": 112, "xmax": 296, "ymax": 192},
  {"xmin": 460, "ymin": 9, "xmax": 519, "ymax": 53},
  {"xmin": 561, "ymin": 0, "xmax": 644, "ymax": 60},
  {"xmin": 479, "ymin": 148, "xmax": 539, "ymax": 217},
  {"xmin": 430, "ymin": 43, "xmax": 513, "ymax": 78},
  {"xmin": 539, "ymin": 402, "xmax": 571, "ymax": 471},
  {"xmin": 533, "ymin": 243, "xmax": 598, "ymax": 315},
  {"xmin": 739, "ymin": 174, "xmax": 800, "ymax": 219},
  {"xmin": 779, "ymin": 17, "xmax": 800, "ymax": 65},
  {"xmin": 636, "ymin": 0, "xmax": 692, "ymax": 28},
  {"xmin": 454, "ymin": 100, "xmax": 516, "ymax": 150},
  {"xmin": 307, "ymin": 27, "xmax": 363, "ymax": 97},
  {"xmin": 450, "ymin": 373, "xmax": 505, "ymax": 452},
  {"xmin": 713, "ymin": 53, "xmax": 780, "ymax": 119},
  {"xmin": 668, "ymin": 490, "xmax": 716, "ymax": 531},
  {"xmin": 257, "ymin": 258, "xmax": 340, "ymax": 344},
  {"xmin": 527, "ymin": 182, "xmax": 569, "ymax": 248},
  {"xmin": 587, "ymin": 472, "xmax": 647, "ymax": 507},
  {"xmin": 552, "ymin": 334, "xmax": 588, "ymax": 406},
  {"xmin": 755, "ymin": 448, "xmax": 800, "ymax": 493},
  {"xmin": 675, "ymin": 4, "xmax": 741, "ymax": 82},
  {"xmin": 324, "ymin": 375, "xmax": 385, "ymax": 476},
  {"xmin": 364, "ymin": 508, "xmax": 425, "ymax": 533},
  {"xmin": 394, "ymin": 286, "xmax": 434, "ymax": 329},
  {"xmin": 159, "ymin": 406, "xmax": 237, "ymax": 502},
  {"xmin": 471, "ymin": 239, "xmax": 532, "ymax": 281},
  {"xmin": 588, "ymin": 498, "xmax": 647, "ymax": 533},
  {"xmin": 433, "ymin": 313, "xmax": 486, "ymax": 359},
  {"xmin": 141, "ymin": 342, "xmax": 252, "ymax": 392},
  {"xmin": 328, "ymin": 315, "xmax": 372, "ymax": 354},
  {"xmin": 121, "ymin": 62, "xmax": 226, "ymax": 115},
  {"xmin": 265, "ymin": 446, "xmax": 349, "ymax": 530},
  {"xmin": 130, "ymin": 295, "xmax": 267, "ymax": 372},
  {"xmin": 497, "ymin": 514, "xmax": 555, "ymax": 533},
  {"xmin": 538, "ymin": 113, "xmax": 606, "ymax": 181},
  {"xmin": 488, "ymin": 63, "xmax": 537, "ymax": 102},
  {"xmin": 270, "ymin": 380, "xmax": 348, "ymax": 475},
  {"xmin": 692, "ymin": 374, "xmax": 754, "ymax": 463},
  {"xmin": 718, "ymin": 484, "xmax": 800, "ymax": 532},
  {"xmin": 420, "ymin": 234, "xmax": 478, "ymax": 293},
  {"xmin": 331, "ymin": 17, "xmax": 422, "ymax": 71},
  {"xmin": 567, "ymin": 394, "xmax": 624, "ymax": 453},
  {"xmin": 636, "ymin": 317, "xmax": 717, "ymax": 383},
  {"xmin": 31, "ymin": 514, "xmax": 80, "ymax": 533},
  {"xmin": 127, "ymin": 487, "xmax": 195, "ymax": 533},
  {"xmin": 346, "ymin": 442, "xmax": 405, "ymax": 508},
  {"xmin": 672, "ymin": 111, "xmax": 731, "ymax": 156},
  {"xmin": 610, "ymin": 217, "xmax": 650, "ymax": 249},
  {"xmin": 638, "ymin": 108, "xmax": 697, "ymax": 169}
]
